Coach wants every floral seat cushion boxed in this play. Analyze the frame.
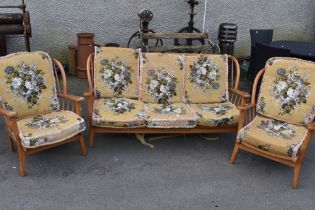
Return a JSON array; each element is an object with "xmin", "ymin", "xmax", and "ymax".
[
  {"xmin": 184, "ymin": 54, "xmax": 229, "ymax": 103},
  {"xmin": 94, "ymin": 47, "xmax": 140, "ymax": 98},
  {"xmin": 140, "ymin": 53, "xmax": 184, "ymax": 104},
  {"xmin": 238, "ymin": 115, "xmax": 307, "ymax": 157},
  {"xmin": 145, "ymin": 103, "xmax": 197, "ymax": 128},
  {"xmin": 256, "ymin": 58, "xmax": 315, "ymax": 125},
  {"xmin": 17, "ymin": 111, "xmax": 85, "ymax": 148},
  {"xmin": 92, "ymin": 98, "xmax": 145, "ymax": 128},
  {"xmin": 0, "ymin": 51, "xmax": 59, "ymax": 117},
  {"xmin": 190, "ymin": 102, "xmax": 239, "ymax": 127}
]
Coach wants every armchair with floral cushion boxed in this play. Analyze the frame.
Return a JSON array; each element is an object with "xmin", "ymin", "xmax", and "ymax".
[
  {"xmin": 0, "ymin": 51, "xmax": 87, "ymax": 176},
  {"xmin": 230, "ymin": 57, "xmax": 315, "ymax": 188},
  {"xmin": 85, "ymin": 47, "xmax": 250, "ymax": 148}
]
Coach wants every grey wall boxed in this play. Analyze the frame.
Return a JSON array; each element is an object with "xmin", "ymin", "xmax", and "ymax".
[{"xmin": 3, "ymin": 0, "xmax": 315, "ymax": 63}]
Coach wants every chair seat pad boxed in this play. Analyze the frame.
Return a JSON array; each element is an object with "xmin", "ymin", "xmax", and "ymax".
[
  {"xmin": 190, "ymin": 102, "xmax": 239, "ymax": 127},
  {"xmin": 238, "ymin": 115, "xmax": 307, "ymax": 157},
  {"xmin": 92, "ymin": 98, "xmax": 146, "ymax": 128},
  {"xmin": 145, "ymin": 103, "xmax": 197, "ymax": 128},
  {"xmin": 17, "ymin": 111, "xmax": 85, "ymax": 148}
]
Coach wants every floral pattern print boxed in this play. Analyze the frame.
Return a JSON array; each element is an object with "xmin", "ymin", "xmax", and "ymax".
[
  {"xmin": 273, "ymin": 67, "xmax": 310, "ymax": 115},
  {"xmin": 256, "ymin": 97, "xmax": 266, "ymax": 113},
  {"xmin": 237, "ymin": 115, "xmax": 307, "ymax": 157},
  {"xmin": 258, "ymin": 119, "xmax": 296, "ymax": 139},
  {"xmin": 99, "ymin": 57, "xmax": 133, "ymax": 96},
  {"xmin": 198, "ymin": 104, "xmax": 233, "ymax": 116},
  {"xmin": 153, "ymin": 105, "xmax": 186, "ymax": 115},
  {"xmin": 190, "ymin": 102, "xmax": 239, "ymax": 127},
  {"xmin": 103, "ymin": 98, "xmax": 135, "ymax": 114},
  {"xmin": 176, "ymin": 55, "xmax": 184, "ymax": 70},
  {"xmin": 146, "ymin": 69, "xmax": 178, "ymax": 105},
  {"xmin": 189, "ymin": 56, "xmax": 220, "ymax": 91},
  {"xmin": 26, "ymin": 115, "xmax": 68, "ymax": 129},
  {"xmin": 5, "ymin": 62, "xmax": 47, "ymax": 108},
  {"xmin": 92, "ymin": 98, "xmax": 146, "ymax": 128},
  {"xmin": 17, "ymin": 111, "xmax": 85, "ymax": 148}
]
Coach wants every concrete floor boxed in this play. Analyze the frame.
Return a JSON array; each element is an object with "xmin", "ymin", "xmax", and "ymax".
[{"xmin": 0, "ymin": 76, "xmax": 315, "ymax": 210}]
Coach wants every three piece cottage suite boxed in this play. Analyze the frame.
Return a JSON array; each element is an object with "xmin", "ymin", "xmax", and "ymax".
[{"xmin": 0, "ymin": 48, "xmax": 314, "ymax": 189}]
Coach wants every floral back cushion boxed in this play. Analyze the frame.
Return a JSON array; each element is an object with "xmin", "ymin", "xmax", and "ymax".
[
  {"xmin": 184, "ymin": 54, "xmax": 229, "ymax": 103},
  {"xmin": 140, "ymin": 53, "xmax": 184, "ymax": 104},
  {"xmin": 0, "ymin": 51, "xmax": 59, "ymax": 118},
  {"xmin": 94, "ymin": 47, "xmax": 140, "ymax": 98},
  {"xmin": 256, "ymin": 57, "xmax": 315, "ymax": 125}
]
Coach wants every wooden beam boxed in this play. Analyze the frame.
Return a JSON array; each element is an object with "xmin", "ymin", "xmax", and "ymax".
[{"xmin": 142, "ymin": 32, "xmax": 208, "ymax": 39}]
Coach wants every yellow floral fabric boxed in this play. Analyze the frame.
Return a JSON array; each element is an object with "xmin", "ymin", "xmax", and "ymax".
[
  {"xmin": 238, "ymin": 115, "xmax": 307, "ymax": 157},
  {"xmin": 94, "ymin": 47, "xmax": 139, "ymax": 98},
  {"xmin": 145, "ymin": 103, "xmax": 197, "ymax": 128},
  {"xmin": 0, "ymin": 51, "xmax": 59, "ymax": 118},
  {"xmin": 184, "ymin": 54, "xmax": 228, "ymax": 103},
  {"xmin": 92, "ymin": 98, "xmax": 146, "ymax": 128},
  {"xmin": 140, "ymin": 53, "xmax": 184, "ymax": 104},
  {"xmin": 190, "ymin": 102, "xmax": 239, "ymax": 127},
  {"xmin": 256, "ymin": 57, "xmax": 315, "ymax": 125},
  {"xmin": 17, "ymin": 111, "xmax": 85, "ymax": 148}
]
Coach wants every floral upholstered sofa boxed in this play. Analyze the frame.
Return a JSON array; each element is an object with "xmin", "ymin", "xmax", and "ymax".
[
  {"xmin": 0, "ymin": 51, "xmax": 87, "ymax": 176},
  {"xmin": 85, "ymin": 47, "xmax": 250, "ymax": 148}
]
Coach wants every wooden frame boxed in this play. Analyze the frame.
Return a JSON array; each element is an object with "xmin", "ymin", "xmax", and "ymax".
[
  {"xmin": 1, "ymin": 58, "xmax": 87, "ymax": 176},
  {"xmin": 85, "ymin": 53, "xmax": 251, "ymax": 148},
  {"xmin": 230, "ymin": 69, "xmax": 315, "ymax": 188}
]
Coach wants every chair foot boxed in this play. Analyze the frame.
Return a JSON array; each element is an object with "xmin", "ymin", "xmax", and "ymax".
[
  {"xmin": 79, "ymin": 134, "xmax": 87, "ymax": 156},
  {"xmin": 89, "ymin": 128, "xmax": 94, "ymax": 148},
  {"xmin": 18, "ymin": 148, "xmax": 26, "ymax": 177},
  {"xmin": 230, "ymin": 144, "xmax": 240, "ymax": 164},
  {"xmin": 8, "ymin": 136, "xmax": 15, "ymax": 152},
  {"xmin": 293, "ymin": 165, "xmax": 302, "ymax": 189}
]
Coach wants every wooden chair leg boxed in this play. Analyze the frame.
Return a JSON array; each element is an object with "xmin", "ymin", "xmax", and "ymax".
[
  {"xmin": 89, "ymin": 127, "xmax": 94, "ymax": 148},
  {"xmin": 79, "ymin": 134, "xmax": 87, "ymax": 156},
  {"xmin": 230, "ymin": 141, "xmax": 240, "ymax": 164},
  {"xmin": 293, "ymin": 164, "xmax": 302, "ymax": 189},
  {"xmin": 8, "ymin": 136, "xmax": 15, "ymax": 152},
  {"xmin": 17, "ymin": 147, "xmax": 26, "ymax": 177}
]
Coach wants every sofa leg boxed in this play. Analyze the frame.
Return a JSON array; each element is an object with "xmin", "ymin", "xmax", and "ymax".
[
  {"xmin": 230, "ymin": 143, "xmax": 240, "ymax": 164},
  {"xmin": 17, "ymin": 147, "xmax": 26, "ymax": 177},
  {"xmin": 79, "ymin": 134, "xmax": 87, "ymax": 156},
  {"xmin": 293, "ymin": 165, "xmax": 302, "ymax": 189},
  {"xmin": 89, "ymin": 127, "xmax": 95, "ymax": 148},
  {"xmin": 135, "ymin": 134, "xmax": 154, "ymax": 148},
  {"xmin": 8, "ymin": 136, "xmax": 15, "ymax": 152}
]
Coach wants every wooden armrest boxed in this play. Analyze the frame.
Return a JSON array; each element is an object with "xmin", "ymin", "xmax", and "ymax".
[
  {"xmin": 237, "ymin": 103, "xmax": 256, "ymax": 111},
  {"xmin": 307, "ymin": 121, "xmax": 315, "ymax": 131},
  {"xmin": 84, "ymin": 90, "xmax": 93, "ymax": 97},
  {"xmin": 229, "ymin": 88, "xmax": 251, "ymax": 98},
  {"xmin": 0, "ymin": 107, "xmax": 17, "ymax": 118},
  {"xmin": 58, "ymin": 93, "xmax": 84, "ymax": 102}
]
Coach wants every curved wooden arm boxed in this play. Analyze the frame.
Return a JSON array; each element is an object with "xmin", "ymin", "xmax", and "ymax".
[
  {"xmin": 251, "ymin": 68, "xmax": 265, "ymax": 104},
  {"xmin": 237, "ymin": 103, "xmax": 256, "ymax": 111},
  {"xmin": 0, "ymin": 107, "xmax": 17, "ymax": 118},
  {"xmin": 228, "ymin": 55, "xmax": 240, "ymax": 90},
  {"xmin": 307, "ymin": 121, "xmax": 315, "ymax": 131},
  {"xmin": 229, "ymin": 88, "xmax": 251, "ymax": 98},
  {"xmin": 52, "ymin": 58, "xmax": 67, "ymax": 94},
  {"xmin": 58, "ymin": 93, "xmax": 84, "ymax": 102},
  {"xmin": 86, "ymin": 53, "xmax": 94, "ymax": 93}
]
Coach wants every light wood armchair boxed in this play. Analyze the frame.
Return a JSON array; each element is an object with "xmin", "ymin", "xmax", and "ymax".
[
  {"xmin": 1, "ymin": 55, "xmax": 87, "ymax": 176},
  {"xmin": 230, "ymin": 59, "xmax": 315, "ymax": 188}
]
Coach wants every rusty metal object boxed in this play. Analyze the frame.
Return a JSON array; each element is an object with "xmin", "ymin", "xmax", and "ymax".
[
  {"xmin": 76, "ymin": 33, "xmax": 94, "ymax": 79},
  {"xmin": 127, "ymin": 9, "xmax": 163, "ymax": 49},
  {"xmin": 0, "ymin": 0, "xmax": 31, "ymax": 55}
]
